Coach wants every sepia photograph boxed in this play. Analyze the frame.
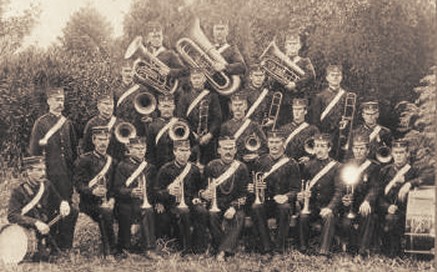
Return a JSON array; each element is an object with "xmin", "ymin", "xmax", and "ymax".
[{"xmin": 0, "ymin": 0, "xmax": 435, "ymax": 271}]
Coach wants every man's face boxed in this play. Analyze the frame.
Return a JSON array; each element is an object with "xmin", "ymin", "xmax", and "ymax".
[
  {"xmin": 392, "ymin": 147, "xmax": 408, "ymax": 166},
  {"xmin": 314, "ymin": 140, "xmax": 331, "ymax": 160},
  {"xmin": 284, "ymin": 37, "xmax": 301, "ymax": 57},
  {"xmin": 27, "ymin": 164, "xmax": 46, "ymax": 186},
  {"xmin": 129, "ymin": 143, "xmax": 147, "ymax": 161},
  {"xmin": 230, "ymin": 100, "xmax": 247, "ymax": 120},
  {"xmin": 326, "ymin": 70, "xmax": 343, "ymax": 87},
  {"xmin": 174, "ymin": 146, "xmax": 191, "ymax": 165},
  {"xmin": 218, "ymin": 144, "xmax": 236, "ymax": 163},
  {"xmin": 249, "ymin": 71, "xmax": 266, "ymax": 88},
  {"xmin": 93, "ymin": 134, "xmax": 110, "ymax": 155},
  {"xmin": 190, "ymin": 73, "xmax": 206, "ymax": 89},
  {"xmin": 121, "ymin": 66, "xmax": 134, "ymax": 85},
  {"xmin": 352, "ymin": 144, "xmax": 369, "ymax": 161},
  {"xmin": 362, "ymin": 110, "xmax": 379, "ymax": 127},
  {"xmin": 47, "ymin": 94, "xmax": 65, "ymax": 114},
  {"xmin": 97, "ymin": 99, "xmax": 114, "ymax": 119},
  {"xmin": 147, "ymin": 31, "xmax": 163, "ymax": 48},
  {"xmin": 292, "ymin": 106, "xmax": 307, "ymax": 123},
  {"xmin": 158, "ymin": 101, "xmax": 175, "ymax": 119},
  {"xmin": 268, "ymin": 138, "xmax": 285, "ymax": 157},
  {"xmin": 213, "ymin": 24, "xmax": 228, "ymax": 45}
]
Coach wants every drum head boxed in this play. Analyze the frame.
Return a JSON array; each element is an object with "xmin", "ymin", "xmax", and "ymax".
[{"xmin": 0, "ymin": 224, "xmax": 28, "ymax": 264}]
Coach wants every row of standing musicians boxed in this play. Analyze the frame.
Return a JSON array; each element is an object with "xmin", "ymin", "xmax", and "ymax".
[{"xmin": 7, "ymin": 20, "xmax": 422, "ymax": 262}]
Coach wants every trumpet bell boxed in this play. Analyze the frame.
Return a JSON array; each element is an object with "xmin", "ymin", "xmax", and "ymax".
[
  {"xmin": 134, "ymin": 92, "xmax": 157, "ymax": 115},
  {"xmin": 169, "ymin": 120, "xmax": 190, "ymax": 141},
  {"xmin": 114, "ymin": 122, "xmax": 137, "ymax": 144}
]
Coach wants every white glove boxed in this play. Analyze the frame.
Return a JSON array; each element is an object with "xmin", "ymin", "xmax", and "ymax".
[
  {"xmin": 359, "ymin": 200, "xmax": 371, "ymax": 216},
  {"xmin": 274, "ymin": 194, "xmax": 288, "ymax": 205},
  {"xmin": 35, "ymin": 220, "xmax": 50, "ymax": 235},
  {"xmin": 319, "ymin": 207, "xmax": 333, "ymax": 218},
  {"xmin": 224, "ymin": 207, "xmax": 236, "ymax": 220},
  {"xmin": 60, "ymin": 201, "xmax": 70, "ymax": 217}
]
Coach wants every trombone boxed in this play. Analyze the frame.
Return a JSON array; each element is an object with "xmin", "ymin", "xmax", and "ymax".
[{"xmin": 261, "ymin": 92, "xmax": 282, "ymax": 131}]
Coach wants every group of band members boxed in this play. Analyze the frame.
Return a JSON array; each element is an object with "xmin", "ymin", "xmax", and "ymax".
[{"xmin": 6, "ymin": 19, "xmax": 426, "ymax": 263}]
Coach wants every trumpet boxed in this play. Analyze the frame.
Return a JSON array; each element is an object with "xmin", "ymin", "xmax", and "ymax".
[
  {"xmin": 133, "ymin": 91, "xmax": 157, "ymax": 115},
  {"xmin": 253, "ymin": 172, "xmax": 266, "ymax": 205},
  {"xmin": 114, "ymin": 121, "xmax": 137, "ymax": 144},
  {"xmin": 261, "ymin": 92, "xmax": 282, "ymax": 130},
  {"xmin": 137, "ymin": 174, "xmax": 152, "ymax": 209},
  {"xmin": 168, "ymin": 119, "xmax": 190, "ymax": 141},
  {"xmin": 301, "ymin": 180, "xmax": 311, "ymax": 215},
  {"xmin": 167, "ymin": 177, "xmax": 188, "ymax": 209},
  {"xmin": 208, "ymin": 178, "xmax": 220, "ymax": 213}
]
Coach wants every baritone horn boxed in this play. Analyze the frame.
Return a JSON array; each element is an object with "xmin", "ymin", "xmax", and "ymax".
[
  {"xmin": 261, "ymin": 91, "xmax": 282, "ymax": 130},
  {"xmin": 114, "ymin": 122, "xmax": 137, "ymax": 144},
  {"xmin": 124, "ymin": 36, "xmax": 179, "ymax": 94},
  {"xmin": 168, "ymin": 119, "xmax": 190, "ymax": 141},
  {"xmin": 176, "ymin": 17, "xmax": 241, "ymax": 96},
  {"xmin": 133, "ymin": 91, "xmax": 157, "ymax": 115}
]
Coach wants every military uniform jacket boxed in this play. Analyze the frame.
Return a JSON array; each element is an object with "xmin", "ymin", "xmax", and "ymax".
[
  {"xmin": 203, "ymin": 159, "xmax": 250, "ymax": 211},
  {"xmin": 113, "ymin": 157, "xmax": 157, "ymax": 205},
  {"xmin": 81, "ymin": 115, "xmax": 126, "ymax": 161},
  {"xmin": 377, "ymin": 163, "xmax": 421, "ymax": 214},
  {"xmin": 146, "ymin": 117, "xmax": 175, "ymax": 170},
  {"xmin": 154, "ymin": 161, "xmax": 203, "ymax": 208},
  {"xmin": 74, "ymin": 151, "xmax": 117, "ymax": 210},
  {"xmin": 302, "ymin": 157, "xmax": 341, "ymax": 211},
  {"xmin": 147, "ymin": 46, "xmax": 188, "ymax": 79},
  {"xmin": 353, "ymin": 124, "xmax": 393, "ymax": 161},
  {"xmin": 29, "ymin": 112, "xmax": 78, "ymax": 199},
  {"xmin": 238, "ymin": 83, "xmax": 271, "ymax": 124},
  {"xmin": 280, "ymin": 121, "xmax": 320, "ymax": 160},
  {"xmin": 8, "ymin": 180, "xmax": 62, "ymax": 229},
  {"xmin": 175, "ymin": 88, "xmax": 222, "ymax": 138},
  {"xmin": 216, "ymin": 43, "xmax": 247, "ymax": 76},
  {"xmin": 220, "ymin": 118, "xmax": 268, "ymax": 162},
  {"xmin": 253, "ymin": 154, "xmax": 301, "ymax": 202}
]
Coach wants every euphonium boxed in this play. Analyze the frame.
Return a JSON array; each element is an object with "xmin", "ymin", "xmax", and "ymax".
[
  {"xmin": 253, "ymin": 172, "xmax": 266, "ymax": 205},
  {"xmin": 261, "ymin": 91, "xmax": 282, "ymax": 130},
  {"xmin": 114, "ymin": 122, "xmax": 137, "ymax": 144},
  {"xmin": 208, "ymin": 178, "xmax": 220, "ymax": 213},
  {"xmin": 375, "ymin": 143, "xmax": 392, "ymax": 164},
  {"xmin": 125, "ymin": 36, "xmax": 179, "ymax": 94},
  {"xmin": 133, "ymin": 91, "xmax": 157, "ymax": 115},
  {"xmin": 336, "ymin": 92, "xmax": 357, "ymax": 159},
  {"xmin": 168, "ymin": 119, "xmax": 190, "ymax": 141},
  {"xmin": 245, "ymin": 133, "xmax": 261, "ymax": 152},
  {"xmin": 304, "ymin": 137, "xmax": 316, "ymax": 155},
  {"xmin": 301, "ymin": 180, "xmax": 311, "ymax": 215},
  {"xmin": 259, "ymin": 40, "xmax": 305, "ymax": 86},
  {"xmin": 176, "ymin": 17, "xmax": 241, "ymax": 96},
  {"xmin": 138, "ymin": 174, "xmax": 152, "ymax": 209}
]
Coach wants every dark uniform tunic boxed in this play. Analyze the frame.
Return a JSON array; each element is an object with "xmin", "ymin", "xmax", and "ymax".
[
  {"xmin": 353, "ymin": 124, "xmax": 393, "ymax": 163},
  {"xmin": 238, "ymin": 83, "xmax": 271, "ymax": 125},
  {"xmin": 280, "ymin": 121, "xmax": 320, "ymax": 160},
  {"xmin": 113, "ymin": 157, "xmax": 157, "ymax": 251},
  {"xmin": 73, "ymin": 151, "xmax": 117, "ymax": 255},
  {"xmin": 299, "ymin": 157, "xmax": 341, "ymax": 254},
  {"xmin": 153, "ymin": 161, "xmax": 206, "ymax": 252},
  {"xmin": 81, "ymin": 115, "xmax": 126, "ymax": 161},
  {"xmin": 175, "ymin": 88, "xmax": 222, "ymax": 164},
  {"xmin": 203, "ymin": 159, "xmax": 250, "ymax": 254},
  {"xmin": 377, "ymin": 163, "xmax": 421, "ymax": 256},
  {"xmin": 250, "ymin": 154, "xmax": 301, "ymax": 253},
  {"xmin": 29, "ymin": 112, "xmax": 78, "ymax": 250},
  {"xmin": 146, "ymin": 117, "xmax": 175, "ymax": 170}
]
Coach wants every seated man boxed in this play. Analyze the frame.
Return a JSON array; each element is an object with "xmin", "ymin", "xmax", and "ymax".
[
  {"xmin": 74, "ymin": 126, "xmax": 117, "ymax": 257},
  {"xmin": 7, "ymin": 156, "xmax": 73, "ymax": 262}
]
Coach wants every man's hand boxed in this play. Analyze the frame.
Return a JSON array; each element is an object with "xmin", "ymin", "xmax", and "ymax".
[
  {"xmin": 168, "ymin": 184, "xmax": 180, "ymax": 197},
  {"xmin": 247, "ymin": 183, "xmax": 255, "ymax": 193},
  {"xmin": 274, "ymin": 194, "xmax": 288, "ymax": 205},
  {"xmin": 131, "ymin": 187, "xmax": 143, "ymax": 199},
  {"xmin": 342, "ymin": 194, "xmax": 353, "ymax": 207},
  {"xmin": 224, "ymin": 207, "xmax": 236, "ymax": 220},
  {"xmin": 212, "ymin": 62, "xmax": 226, "ymax": 72},
  {"xmin": 398, "ymin": 182, "xmax": 412, "ymax": 202},
  {"xmin": 60, "ymin": 201, "xmax": 70, "ymax": 217},
  {"xmin": 101, "ymin": 198, "xmax": 115, "ymax": 210},
  {"xmin": 199, "ymin": 133, "xmax": 213, "ymax": 146},
  {"xmin": 155, "ymin": 203, "xmax": 165, "ymax": 214},
  {"xmin": 388, "ymin": 204, "xmax": 398, "ymax": 214},
  {"xmin": 319, "ymin": 207, "xmax": 333, "ymax": 218},
  {"xmin": 359, "ymin": 200, "xmax": 371, "ymax": 216},
  {"xmin": 92, "ymin": 185, "xmax": 107, "ymax": 198},
  {"xmin": 285, "ymin": 82, "xmax": 296, "ymax": 91},
  {"xmin": 298, "ymin": 156, "xmax": 310, "ymax": 164},
  {"xmin": 200, "ymin": 187, "xmax": 213, "ymax": 201},
  {"xmin": 35, "ymin": 220, "xmax": 50, "ymax": 235}
]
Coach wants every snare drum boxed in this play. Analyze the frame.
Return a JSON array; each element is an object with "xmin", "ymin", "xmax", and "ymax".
[{"xmin": 0, "ymin": 224, "xmax": 38, "ymax": 264}]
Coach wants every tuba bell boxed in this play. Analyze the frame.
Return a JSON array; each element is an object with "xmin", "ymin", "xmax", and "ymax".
[
  {"xmin": 176, "ymin": 17, "xmax": 241, "ymax": 96},
  {"xmin": 375, "ymin": 144, "xmax": 392, "ymax": 164},
  {"xmin": 245, "ymin": 133, "xmax": 261, "ymax": 152},
  {"xmin": 133, "ymin": 91, "xmax": 157, "ymax": 115},
  {"xmin": 125, "ymin": 36, "xmax": 179, "ymax": 94},
  {"xmin": 168, "ymin": 119, "xmax": 190, "ymax": 141},
  {"xmin": 114, "ymin": 121, "xmax": 137, "ymax": 144}
]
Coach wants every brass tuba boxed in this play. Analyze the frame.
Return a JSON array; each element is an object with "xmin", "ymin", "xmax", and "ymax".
[
  {"xmin": 261, "ymin": 91, "xmax": 282, "ymax": 130},
  {"xmin": 168, "ymin": 119, "xmax": 190, "ymax": 141},
  {"xmin": 114, "ymin": 121, "xmax": 137, "ymax": 144},
  {"xmin": 133, "ymin": 91, "xmax": 157, "ymax": 115},
  {"xmin": 176, "ymin": 18, "xmax": 241, "ymax": 96},
  {"xmin": 125, "ymin": 36, "xmax": 179, "ymax": 94},
  {"xmin": 259, "ymin": 40, "xmax": 305, "ymax": 86}
]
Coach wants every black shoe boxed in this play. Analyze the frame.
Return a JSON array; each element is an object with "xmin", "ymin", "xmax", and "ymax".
[{"xmin": 114, "ymin": 250, "xmax": 128, "ymax": 260}]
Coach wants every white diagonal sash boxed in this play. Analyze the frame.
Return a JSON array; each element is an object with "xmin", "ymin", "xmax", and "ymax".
[
  {"xmin": 233, "ymin": 119, "xmax": 251, "ymax": 141},
  {"xmin": 368, "ymin": 125, "xmax": 382, "ymax": 143},
  {"xmin": 107, "ymin": 116, "xmax": 117, "ymax": 131},
  {"xmin": 244, "ymin": 88, "xmax": 269, "ymax": 120},
  {"xmin": 307, "ymin": 161, "xmax": 337, "ymax": 190},
  {"xmin": 263, "ymin": 157, "xmax": 290, "ymax": 180},
  {"xmin": 155, "ymin": 118, "xmax": 178, "ymax": 145},
  {"xmin": 171, "ymin": 163, "xmax": 192, "ymax": 188},
  {"xmin": 384, "ymin": 164, "xmax": 411, "ymax": 195},
  {"xmin": 213, "ymin": 161, "xmax": 241, "ymax": 187},
  {"xmin": 88, "ymin": 155, "xmax": 113, "ymax": 188},
  {"xmin": 125, "ymin": 161, "xmax": 148, "ymax": 187},
  {"xmin": 320, "ymin": 89, "xmax": 346, "ymax": 122},
  {"xmin": 187, "ymin": 90, "xmax": 210, "ymax": 117},
  {"xmin": 117, "ymin": 84, "xmax": 140, "ymax": 107},
  {"xmin": 357, "ymin": 159, "xmax": 372, "ymax": 175},
  {"xmin": 21, "ymin": 183, "xmax": 45, "ymax": 215},
  {"xmin": 284, "ymin": 122, "xmax": 309, "ymax": 147},
  {"xmin": 39, "ymin": 116, "xmax": 67, "ymax": 146}
]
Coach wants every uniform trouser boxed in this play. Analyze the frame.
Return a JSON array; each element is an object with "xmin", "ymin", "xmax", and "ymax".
[
  {"xmin": 381, "ymin": 212, "xmax": 405, "ymax": 257},
  {"xmin": 338, "ymin": 212, "xmax": 377, "ymax": 254},
  {"xmin": 117, "ymin": 203, "xmax": 156, "ymax": 251},
  {"xmin": 51, "ymin": 207, "xmax": 78, "ymax": 251},
  {"xmin": 81, "ymin": 204, "xmax": 117, "ymax": 255},
  {"xmin": 299, "ymin": 211, "xmax": 336, "ymax": 254},
  {"xmin": 167, "ymin": 206, "xmax": 192, "ymax": 252},
  {"xmin": 250, "ymin": 202, "xmax": 291, "ymax": 253},
  {"xmin": 191, "ymin": 205, "xmax": 209, "ymax": 253},
  {"xmin": 209, "ymin": 209, "xmax": 245, "ymax": 254}
]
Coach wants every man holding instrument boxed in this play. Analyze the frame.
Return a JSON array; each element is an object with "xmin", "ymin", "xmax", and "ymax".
[{"xmin": 7, "ymin": 156, "xmax": 72, "ymax": 262}]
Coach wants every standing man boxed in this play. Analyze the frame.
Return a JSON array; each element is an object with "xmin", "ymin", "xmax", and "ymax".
[
  {"xmin": 378, "ymin": 139, "xmax": 421, "ymax": 257},
  {"xmin": 200, "ymin": 136, "xmax": 250, "ymax": 261},
  {"xmin": 249, "ymin": 130, "xmax": 301, "ymax": 254},
  {"xmin": 74, "ymin": 126, "xmax": 117, "ymax": 257},
  {"xmin": 7, "ymin": 156, "xmax": 72, "ymax": 261},
  {"xmin": 29, "ymin": 87, "xmax": 78, "ymax": 251},
  {"xmin": 280, "ymin": 98, "xmax": 319, "ymax": 163}
]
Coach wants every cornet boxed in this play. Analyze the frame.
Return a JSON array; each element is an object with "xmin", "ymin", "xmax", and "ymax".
[
  {"xmin": 137, "ymin": 174, "xmax": 152, "ymax": 209},
  {"xmin": 300, "ymin": 180, "xmax": 311, "ymax": 215},
  {"xmin": 208, "ymin": 178, "xmax": 220, "ymax": 213},
  {"xmin": 253, "ymin": 172, "xmax": 266, "ymax": 205},
  {"xmin": 167, "ymin": 177, "xmax": 188, "ymax": 209}
]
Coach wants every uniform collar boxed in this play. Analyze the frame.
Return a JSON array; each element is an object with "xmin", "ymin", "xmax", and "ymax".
[
  {"xmin": 93, "ymin": 150, "xmax": 106, "ymax": 159},
  {"xmin": 174, "ymin": 160, "xmax": 188, "ymax": 169},
  {"xmin": 129, "ymin": 157, "xmax": 143, "ymax": 165},
  {"xmin": 269, "ymin": 153, "xmax": 285, "ymax": 162}
]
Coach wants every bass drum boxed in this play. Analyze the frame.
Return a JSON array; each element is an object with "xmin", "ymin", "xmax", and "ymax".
[
  {"xmin": 404, "ymin": 186, "xmax": 435, "ymax": 255},
  {"xmin": 0, "ymin": 224, "xmax": 37, "ymax": 264}
]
